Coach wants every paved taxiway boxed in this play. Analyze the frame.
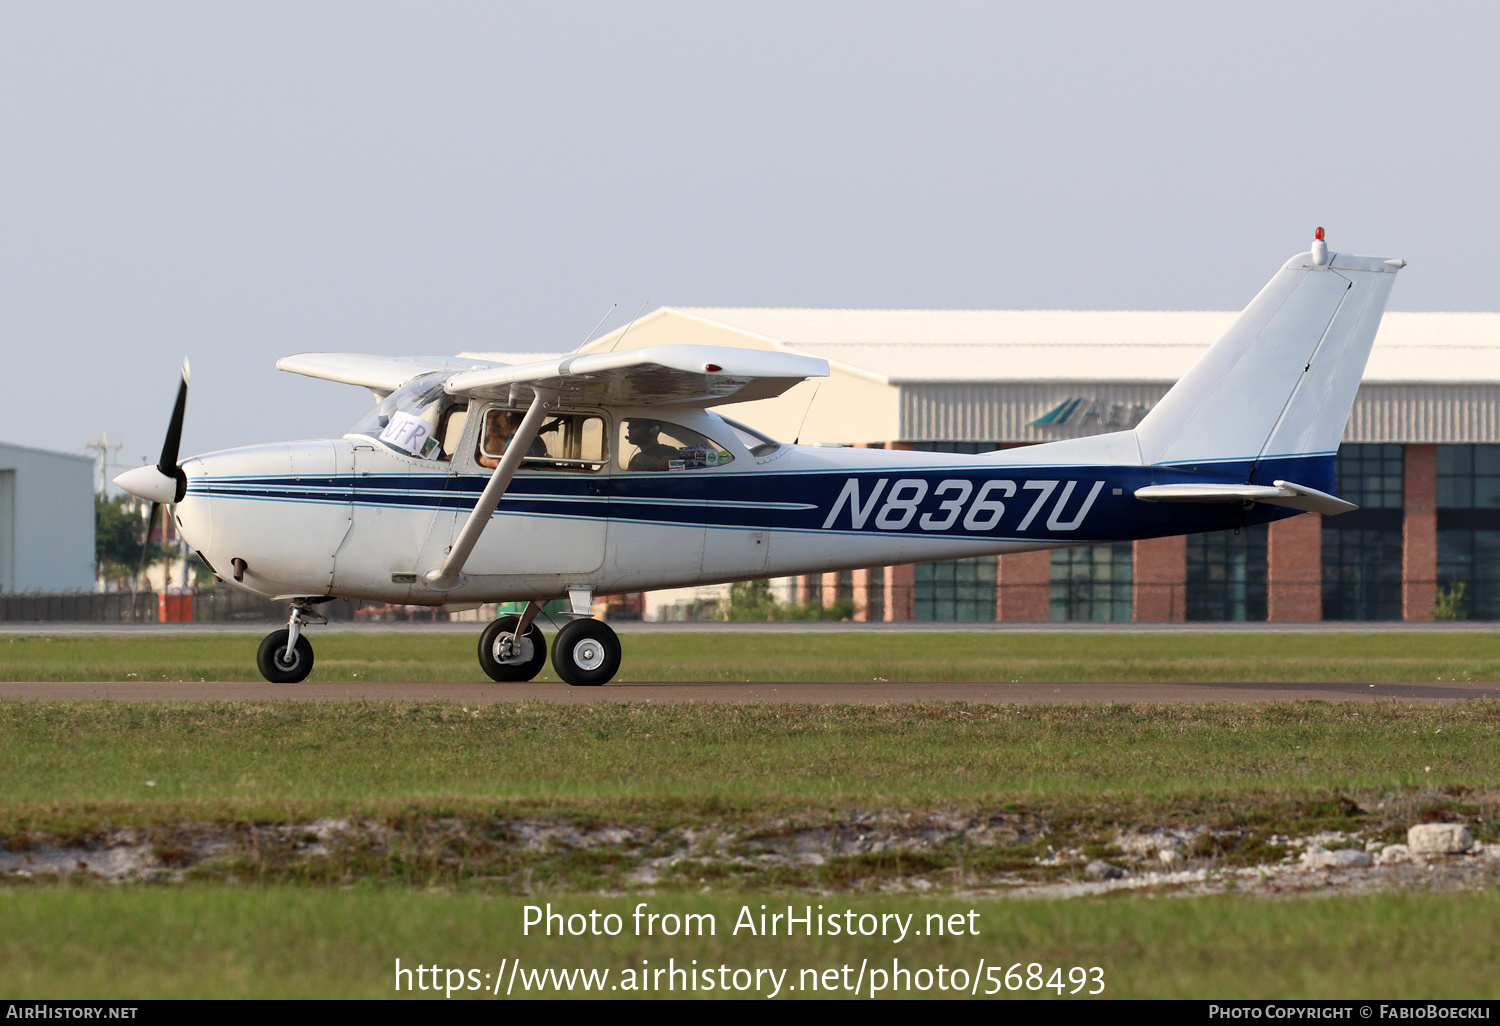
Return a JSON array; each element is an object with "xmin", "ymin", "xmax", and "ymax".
[{"xmin": 2, "ymin": 681, "xmax": 1496, "ymax": 702}]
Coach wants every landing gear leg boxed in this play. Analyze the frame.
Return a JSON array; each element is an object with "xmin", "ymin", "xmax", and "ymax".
[
  {"xmin": 551, "ymin": 618, "xmax": 621, "ymax": 686},
  {"xmin": 256, "ymin": 600, "xmax": 323, "ymax": 684}
]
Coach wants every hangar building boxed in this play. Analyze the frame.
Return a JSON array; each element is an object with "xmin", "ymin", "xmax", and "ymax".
[
  {"xmin": 0, "ymin": 442, "xmax": 96, "ymax": 594},
  {"xmin": 541, "ymin": 307, "xmax": 1500, "ymax": 623}
]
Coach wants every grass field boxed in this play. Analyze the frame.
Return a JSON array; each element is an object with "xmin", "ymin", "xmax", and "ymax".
[
  {"xmin": 3, "ymin": 888, "xmax": 1497, "ymax": 999},
  {"xmin": 6, "ymin": 630, "xmax": 1500, "ymax": 682},
  {"xmin": 0, "ymin": 700, "xmax": 1495, "ymax": 897},
  {"xmin": 2, "ymin": 700, "xmax": 1497, "ymax": 819}
]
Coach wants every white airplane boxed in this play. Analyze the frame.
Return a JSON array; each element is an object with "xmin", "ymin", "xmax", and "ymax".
[{"xmin": 116, "ymin": 231, "xmax": 1402, "ymax": 685}]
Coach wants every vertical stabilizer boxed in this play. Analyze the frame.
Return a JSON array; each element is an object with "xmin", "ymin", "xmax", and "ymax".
[{"xmin": 1133, "ymin": 234, "xmax": 1403, "ymax": 474}]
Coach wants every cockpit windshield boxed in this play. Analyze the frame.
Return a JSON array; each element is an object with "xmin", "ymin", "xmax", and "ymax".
[{"xmin": 349, "ymin": 373, "xmax": 459, "ymax": 460}]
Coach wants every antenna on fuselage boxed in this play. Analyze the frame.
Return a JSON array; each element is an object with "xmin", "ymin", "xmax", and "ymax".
[
  {"xmin": 572, "ymin": 303, "xmax": 617, "ymax": 353},
  {"xmin": 605, "ymin": 299, "xmax": 650, "ymax": 353},
  {"xmin": 792, "ymin": 381, "xmax": 822, "ymax": 445}
]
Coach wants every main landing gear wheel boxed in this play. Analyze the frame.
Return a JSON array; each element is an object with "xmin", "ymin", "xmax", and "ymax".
[
  {"xmin": 551, "ymin": 619, "xmax": 621, "ymax": 686},
  {"xmin": 256, "ymin": 629, "xmax": 314, "ymax": 684},
  {"xmin": 479, "ymin": 615, "xmax": 548, "ymax": 682}
]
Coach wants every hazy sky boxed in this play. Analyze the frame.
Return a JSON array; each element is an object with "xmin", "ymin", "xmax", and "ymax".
[{"xmin": 2, "ymin": 1, "xmax": 1497, "ymax": 467}]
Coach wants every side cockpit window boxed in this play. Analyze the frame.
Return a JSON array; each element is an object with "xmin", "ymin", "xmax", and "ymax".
[
  {"xmin": 618, "ymin": 418, "xmax": 735, "ymax": 472},
  {"xmin": 477, "ymin": 409, "xmax": 607, "ymax": 472}
]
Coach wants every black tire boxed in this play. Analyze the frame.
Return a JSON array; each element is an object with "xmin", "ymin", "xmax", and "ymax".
[
  {"xmin": 551, "ymin": 618, "xmax": 620, "ymax": 686},
  {"xmin": 256, "ymin": 629, "xmax": 314, "ymax": 684},
  {"xmin": 478, "ymin": 615, "xmax": 548, "ymax": 682}
]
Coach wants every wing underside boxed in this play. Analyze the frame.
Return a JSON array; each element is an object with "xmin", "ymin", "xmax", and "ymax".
[{"xmin": 276, "ymin": 353, "xmax": 502, "ymax": 398}]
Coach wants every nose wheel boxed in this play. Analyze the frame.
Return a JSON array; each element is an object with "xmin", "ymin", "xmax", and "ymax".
[
  {"xmin": 257, "ymin": 629, "xmax": 314, "ymax": 683},
  {"xmin": 551, "ymin": 618, "xmax": 621, "ymax": 686},
  {"xmin": 256, "ymin": 602, "xmax": 322, "ymax": 683}
]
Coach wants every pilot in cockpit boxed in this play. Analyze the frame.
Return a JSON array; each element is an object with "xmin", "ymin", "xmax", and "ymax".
[{"xmin": 625, "ymin": 419, "xmax": 679, "ymax": 472}]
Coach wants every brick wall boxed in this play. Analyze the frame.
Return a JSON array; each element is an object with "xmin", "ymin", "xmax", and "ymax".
[
  {"xmin": 996, "ymin": 550, "xmax": 1051, "ymax": 621},
  {"xmin": 1403, "ymin": 443, "xmax": 1437, "ymax": 621},
  {"xmin": 884, "ymin": 563, "xmax": 915, "ymax": 621},
  {"xmin": 1133, "ymin": 535, "xmax": 1186, "ymax": 621},
  {"xmin": 1267, "ymin": 513, "xmax": 1322, "ymax": 621}
]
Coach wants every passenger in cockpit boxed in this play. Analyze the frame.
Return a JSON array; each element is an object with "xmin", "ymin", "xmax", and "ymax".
[
  {"xmin": 477, "ymin": 409, "xmax": 523, "ymax": 469},
  {"xmin": 477, "ymin": 408, "xmax": 558, "ymax": 469}
]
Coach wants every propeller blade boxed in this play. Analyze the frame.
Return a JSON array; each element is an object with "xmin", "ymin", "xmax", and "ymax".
[
  {"xmin": 158, "ymin": 359, "xmax": 190, "ymax": 476},
  {"xmin": 115, "ymin": 359, "xmax": 192, "ymax": 505},
  {"xmin": 132, "ymin": 500, "xmax": 161, "ymax": 617}
]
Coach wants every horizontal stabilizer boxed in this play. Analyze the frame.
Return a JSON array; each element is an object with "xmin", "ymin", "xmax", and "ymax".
[
  {"xmin": 1134, "ymin": 479, "xmax": 1356, "ymax": 516},
  {"xmin": 443, "ymin": 345, "xmax": 829, "ymax": 408}
]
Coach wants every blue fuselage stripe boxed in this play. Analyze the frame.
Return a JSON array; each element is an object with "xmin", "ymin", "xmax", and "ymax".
[{"xmin": 187, "ymin": 453, "xmax": 1329, "ymax": 542}]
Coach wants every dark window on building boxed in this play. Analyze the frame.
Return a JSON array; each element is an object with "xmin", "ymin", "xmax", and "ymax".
[
  {"xmin": 914, "ymin": 556, "xmax": 997, "ymax": 622},
  {"xmin": 862, "ymin": 569, "xmax": 885, "ymax": 622},
  {"xmin": 912, "ymin": 441, "xmax": 1005, "ymax": 454},
  {"xmin": 1437, "ymin": 530, "xmax": 1500, "ymax": 620},
  {"xmin": 1186, "ymin": 525, "xmax": 1268, "ymax": 621},
  {"xmin": 1321, "ymin": 527, "xmax": 1403, "ymax": 620},
  {"xmin": 1434, "ymin": 445, "xmax": 1500, "ymax": 620},
  {"xmin": 1334, "ymin": 444, "xmax": 1404, "ymax": 508},
  {"xmin": 1321, "ymin": 445, "xmax": 1404, "ymax": 621},
  {"xmin": 908, "ymin": 441, "xmax": 1005, "ymax": 621},
  {"xmin": 1437, "ymin": 444, "xmax": 1500, "ymax": 509},
  {"xmin": 1050, "ymin": 542, "xmax": 1133, "ymax": 622}
]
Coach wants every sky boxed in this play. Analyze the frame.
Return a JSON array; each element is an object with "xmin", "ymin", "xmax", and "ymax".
[{"xmin": 1, "ymin": 1, "xmax": 1497, "ymax": 471}]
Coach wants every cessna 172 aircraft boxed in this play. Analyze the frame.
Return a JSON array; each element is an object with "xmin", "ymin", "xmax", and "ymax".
[{"xmin": 115, "ymin": 230, "xmax": 1403, "ymax": 685}]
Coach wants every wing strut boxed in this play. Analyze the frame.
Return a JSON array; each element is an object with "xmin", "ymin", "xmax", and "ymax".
[{"xmin": 424, "ymin": 388, "xmax": 558, "ymax": 589}]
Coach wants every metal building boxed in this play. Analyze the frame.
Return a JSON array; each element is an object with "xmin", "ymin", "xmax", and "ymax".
[
  {"xmin": 0, "ymin": 442, "xmax": 96, "ymax": 593},
  {"xmin": 470, "ymin": 307, "xmax": 1500, "ymax": 623}
]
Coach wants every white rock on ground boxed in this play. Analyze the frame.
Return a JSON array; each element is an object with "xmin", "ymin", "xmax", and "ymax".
[
  {"xmin": 1375, "ymin": 843, "xmax": 1412, "ymax": 865},
  {"xmin": 1301, "ymin": 846, "xmax": 1374, "ymax": 869},
  {"xmin": 1408, "ymin": 824, "xmax": 1474, "ymax": 855}
]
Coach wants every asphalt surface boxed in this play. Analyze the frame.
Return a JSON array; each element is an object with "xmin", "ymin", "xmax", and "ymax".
[{"xmin": 2, "ymin": 680, "xmax": 1496, "ymax": 703}]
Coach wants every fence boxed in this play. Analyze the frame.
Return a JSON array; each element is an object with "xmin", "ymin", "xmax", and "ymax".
[{"xmin": 0, "ymin": 589, "xmax": 365, "ymax": 623}]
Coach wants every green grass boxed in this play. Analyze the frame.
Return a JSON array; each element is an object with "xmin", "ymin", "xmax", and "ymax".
[
  {"xmin": 2, "ymin": 888, "xmax": 1496, "ymax": 998},
  {"xmin": 7, "ymin": 631, "xmax": 1500, "ymax": 683},
  {"xmin": 1, "ymin": 701, "xmax": 1497, "ymax": 828}
]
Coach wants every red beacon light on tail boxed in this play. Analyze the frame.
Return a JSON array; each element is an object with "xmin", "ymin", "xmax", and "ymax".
[{"xmin": 1312, "ymin": 226, "xmax": 1328, "ymax": 266}]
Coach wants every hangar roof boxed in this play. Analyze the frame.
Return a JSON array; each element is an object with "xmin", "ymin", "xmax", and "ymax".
[
  {"xmin": 469, "ymin": 309, "xmax": 1500, "ymax": 386},
  {"xmin": 652, "ymin": 308, "xmax": 1500, "ymax": 386},
  {"xmin": 460, "ymin": 308, "xmax": 1500, "ymax": 446}
]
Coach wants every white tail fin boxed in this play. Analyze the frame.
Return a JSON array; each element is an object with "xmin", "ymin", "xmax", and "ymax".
[{"xmin": 1134, "ymin": 236, "xmax": 1403, "ymax": 468}]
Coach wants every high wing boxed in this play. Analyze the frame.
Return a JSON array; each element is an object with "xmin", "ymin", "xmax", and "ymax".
[
  {"xmin": 442, "ymin": 345, "xmax": 829, "ymax": 407},
  {"xmin": 276, "ymin": 353, "xmax": 503, "ymax": 398}
]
